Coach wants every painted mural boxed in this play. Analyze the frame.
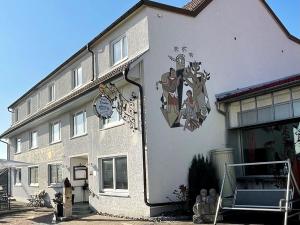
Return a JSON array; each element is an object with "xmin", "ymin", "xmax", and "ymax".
[{"xmin": 156, "ymin": 47, "xmax": 211, "ymax": 132}]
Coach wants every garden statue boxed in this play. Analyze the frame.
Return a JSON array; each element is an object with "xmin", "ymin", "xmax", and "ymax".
[
  {"xmin": 193, "ymin": 188, "xmax": 222, "ymax": 224},
  {"xmin": 207, "ymin": 188, "xmax": 219, "ymax": 214},
  {"xmin": 63, "ymin": 177, "xmax": 72, "ymax": 218}
]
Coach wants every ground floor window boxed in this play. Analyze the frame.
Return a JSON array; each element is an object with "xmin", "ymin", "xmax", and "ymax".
[
  {"xmin": 29, "ymin": 166, "xmax": 38, "ymax": 186},
  {"xmin": 100, "ymin": 156, "xmax": 128, "ymax": 191},
  {"xmin": 49, "ymin": 164, "xmax": 62, "ymax": 184},
  {"xmin": 14, "ymin": 168, "xmax": 21, "ymax": 185},
  {"xmin": 242, "ymin": 120, "xmax": 300, "ymax": 175}
]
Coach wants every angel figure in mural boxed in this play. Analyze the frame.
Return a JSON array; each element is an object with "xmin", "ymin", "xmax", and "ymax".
[
  {"xmin": 156, "ymin": 67, "xmax": 182, "ymax": 126},
  {"xmin": 183, "ymin": 62, "xmax": 211, "ymax": 125},
  {"xmin": 180, "ymin": 90, "xmax": 200, "ymax": 131}
]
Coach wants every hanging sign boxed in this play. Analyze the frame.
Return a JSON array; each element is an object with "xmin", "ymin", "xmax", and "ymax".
[{"xmin": 94, "ymin": 96, "xmax": 113, "ymax": 119}]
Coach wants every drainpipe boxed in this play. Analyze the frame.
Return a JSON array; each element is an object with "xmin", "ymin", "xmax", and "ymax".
[
  {"xmin": 87, "ymin": 44, "xmax": 95, "ymax": 81},
  {"xmin": 123, "ymin": 66, "xmax": 183, "ymax": 207},
  {"xmin": 0, "ymin": 139, "xmax": 10, "ymax": 196}
]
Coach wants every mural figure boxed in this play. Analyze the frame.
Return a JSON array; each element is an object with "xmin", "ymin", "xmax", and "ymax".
[{"xmin": 156, "ymin": 47, "xmax": 211, "ymax": 131}]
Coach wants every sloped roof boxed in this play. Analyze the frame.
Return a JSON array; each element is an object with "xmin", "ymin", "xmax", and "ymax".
[
  {"xmin": 7, "ymin": 0, "xmax": 300, "ymax": 109},
  {"xmin": 183, "ymin": 0, "xmax": 206, "ymax": 11}
]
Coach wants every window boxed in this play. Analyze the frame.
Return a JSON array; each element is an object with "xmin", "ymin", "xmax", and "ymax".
[
  {"xmin": 15, "ymin": 108, "xmax": 19, "ymax": 122},
  {"xmin": 112, "ymin": 36, "xmax": 128, "ymax": 65},
  {"xmin": 50, "ymin": 121, "xmax": 61, "ymax": 143},
  {"xmin": 15, "ymin": 138, "xmax": 21, "ymax": 153},
  {"xmin": 48, "ymin": 84, "xmax": 55, "ymax": 102},
  {"xmin": 30, "ymin": 131, "xmax": 38, "ymax": 149},
  {"xmin": 102, "ymin": 107, "xmax": 121, "ymax": 128},
  {"xmin": 100, "ymin": 156, "xmax": 128, "ymax": 191},
  {"xmin": 27, "ymin": 99, "xmax": 31, "ymax": 115},
  {"xmin": 29, "ymin": 166, "xmax": 38, "ymax": 186},
  {"xmin": 49, "ymin": 164, "xmax": 62, "ymax": 184},
  {"xmin": 73, "ymin": 111, "xmax": 87, "ymax": 137},
  {"xmin": 73, "ymin": 67, "xmax": 83, "ymax": 89},
  {"xmin": 14, "ymin": 168, "xmax": 21, "ymax": 185},
  {"xmin": 242, "ymin": 121, "xmax": 300, "ymax": 175}
]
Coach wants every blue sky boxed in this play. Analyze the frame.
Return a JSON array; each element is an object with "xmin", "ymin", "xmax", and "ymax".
[{"xmin": 0, "ymin": 0, "xmax": 299, "ymax": 159}]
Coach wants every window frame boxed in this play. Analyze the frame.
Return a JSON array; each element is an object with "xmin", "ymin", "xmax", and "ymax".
[
  {"xmin": 50, "ymin": 121, "xmax": 61, "ymax": 144},
  {"xmin": 99, "ymin": 154, "xmax": 128, "ymax": 195},
  {"xmin": 27, "ymin": 98, "xmax": 32, "ymax": 116},
  {"xmin": 111, "ymin": 35, "xmax": 128, "ymax": 66},
  {"xmin": 72, "ymin": 110, "xmax": 87, "ymax": 137},
  {"xmin": 48, "ymin": 83, "xmax": 55, "ymax": 103},
  {"xmin": 73, "ymin": 66, "xmax": 83, "ymax": 89},
  {"xmin": 15, "ymin": 138, "xmax": 21, "ymax": 154},
  {"xmin": 28, "ymin": 166, "xmax": 39, "ymax": 187},
  {"xmin": 48, "ymin": 163, "xmax": 63, "ymax": 186},
  {"xmin": 14, "ymin": 168, "xmax": 22, "ymax": 186},
  {"xmin": 30, "ymin": 130, "xmax": 38, "ymax": 149},
  {"xmin": 14, "ymin": 108, "xmax": 19, "ymax": 123}
]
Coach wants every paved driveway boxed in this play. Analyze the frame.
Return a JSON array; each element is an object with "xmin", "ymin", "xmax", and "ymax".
[{"xmin": 0, "ymin": 209, "xmax": 286, "ymax": 225}]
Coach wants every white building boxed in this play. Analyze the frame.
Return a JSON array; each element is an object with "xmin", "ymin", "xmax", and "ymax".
[{"xmin": 1, "ymin": 0, "xmax": 300, "ymax": 218}]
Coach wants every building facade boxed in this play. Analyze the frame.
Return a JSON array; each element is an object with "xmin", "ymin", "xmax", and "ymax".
[{"xmin": 1, "ymin": 0, "xmax": 300, "ymax": 218}]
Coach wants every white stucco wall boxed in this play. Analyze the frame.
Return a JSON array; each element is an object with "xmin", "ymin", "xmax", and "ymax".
[{"xmin": 143, "ymin": 0, "xmax": 300, "ymax": 204}]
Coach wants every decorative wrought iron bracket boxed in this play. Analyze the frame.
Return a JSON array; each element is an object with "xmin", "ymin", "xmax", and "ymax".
[{"xmin": 93, "ymin": 83, "xmax": 138, "ymax": 131}]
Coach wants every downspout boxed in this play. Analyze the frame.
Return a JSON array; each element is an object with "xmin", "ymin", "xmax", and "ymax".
[
  {"xmin": 123, "ymin": 66, "xmax": 183, "ymax": 207},
  {"xmin": 87, "ymin": 44, "xmax": 95, "ymax": 81}
]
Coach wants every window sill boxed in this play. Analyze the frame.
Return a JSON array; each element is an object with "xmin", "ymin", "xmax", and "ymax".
[
  {"xmin": 71, "ymin": 133, "xmax": 88, "ymax": 140},
  {"xmin": 99, "ymin": 191, "xmax": 129, "ymax": 198},
  {"xmin": 100, "ymin": 121, "xmax": 125, "ymax": 131},
  {"xmin": 29, "ymin": 184, "xmax": 39, "ymax": 187},
  {"xmin": 14, "ymin": 152, "xmax": 22, "ymax": 155},
  {"xmin": 48, "ymin": 183, "xmax": 63, "ymax": 188},
  {"xmin": 112, "ymin": 57, "xmax": 128, "ymax": 68},
  {"xmin": 14, "ymin": 184, "xmax": 22, "ymax": 187},
  {"xmin": 50, "ymin": 140, "xmax": 62, "ymax": 145},
  {"xmin": 30, "ymin": 147, "xmax": 38, "ymax": 150}
]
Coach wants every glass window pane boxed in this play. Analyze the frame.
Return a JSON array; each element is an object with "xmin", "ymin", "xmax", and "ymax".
[
  {"xmin": 52, "ymin": 122, "xmax": 60, "ymax": 142},
  {"xmin": 115, "ymin": 157, "xmax": 128, "ymax": 189},
  {"xmin": 122, "ymin": 36, "xmax": 128, "ymax": 58},
  {"xmin": 74, "ymin": 112, "xmax": 85, "ymax": 136},
  {"xmin": 102, "ymin": 159, "xmax": 113, "ymax": 189},
  {"xmin": 293, "ymin": 99, "xmax": 300, "ymax": 117},
  {"xmin": 229, "ymin": 102, "xmax": 241, "ymax": 128},
  {"xmin": 256, "ymin": 94, "xmax": 272, "ymax": 108},
  {"xmin": 292, "ymin": 87, "xmax": 300, "ymax": 100},
  {"xmin": 113, "ymin": 40, "xmax": 122, "ymax": 64},
  {"xmin": 57, "ymin": 165, "xmax": 62, "ymax": 183},
  {"xmin": 77, "ymin": 67, "xmax": 82, "ymax": 86},
  {"xmin": 273, "ymin": 89, "xmax": 290, "ymax": 104},
  {"xmin": 257, "ymin": 107, "xmax": 273, "ymax": 123},
  {"xmin": 274, "ymin": 102, "xmax": 291, "ymax": 120}
]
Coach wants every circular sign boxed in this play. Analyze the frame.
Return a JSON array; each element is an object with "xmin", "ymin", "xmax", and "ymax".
[{"xmin": 94, "ymin": 96, "xmax": 113, "ymax": 118}]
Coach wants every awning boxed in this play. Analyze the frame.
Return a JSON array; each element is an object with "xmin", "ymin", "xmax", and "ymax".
[
  {"xmin": 216, "ymin": 73, "xmax": 300, "ymax": 103},
  {"xmin": 0, "ymin": 159, "xmax": 32, "ymax": 169}
]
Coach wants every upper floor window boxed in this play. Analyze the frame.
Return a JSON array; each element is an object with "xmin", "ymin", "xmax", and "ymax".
[
  {"xmin": 27, "ymin": 98, "xmax": 31, "ymax": 115},
  {"xmin": 73, "ymin": 67, "xmax": 83, "ymax": 89},
  {"xmin": 29, "ymin": 166, "xmax": 38, "ymax": 186},
  {"xmin": 30, "ymin": 131, "xmax": 38, "ymax": 149},
  {"xmin": 15, "ymin": 138, "xmax": 21, "ymax": 153},
  {"xmin": 50, "ymin": 121, "xmax": 61, "ymax": 143},
  {"xmin": 48, "ymin": 163, "xmax": 62, "ymax": 185},
  {"xmin": 48, "ymin": 84, "xmax": 55, "ymax": 102},
  {"xmin": 14, "ymin": 108, "xmax": 19, "ymax": 122},
  {"xmin": 73, "ymin": 111, "xmax": 87, "ymax": 137},
  {"xmin": 101, "ymin": 107, "xmax": 121, "ymax": 128},
  {"xmin": 14, "ymin": 168, "xmax": 22, "ymax": 185},
  {"xmin": 112, "ymin": 36, "xmax": 128, "ymax": 65}
]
